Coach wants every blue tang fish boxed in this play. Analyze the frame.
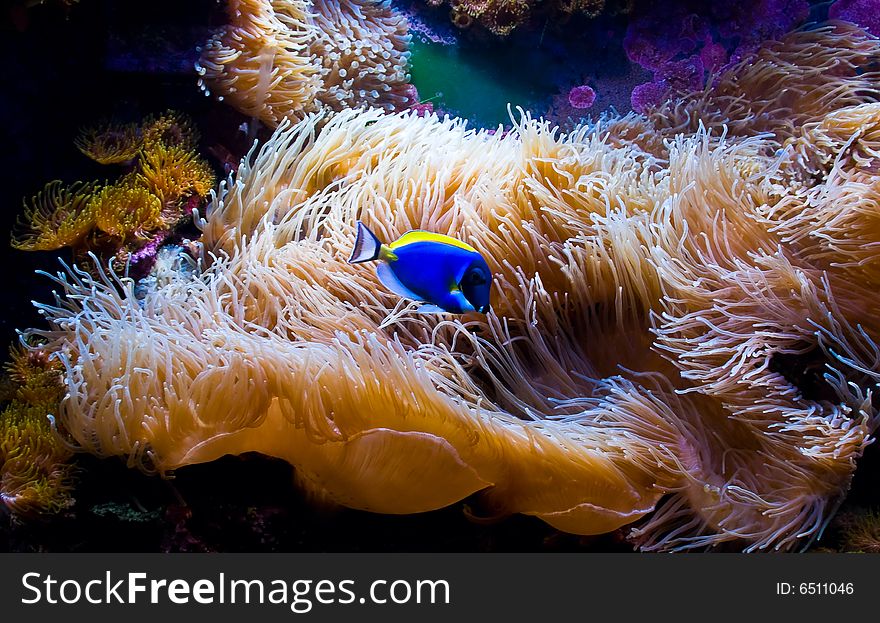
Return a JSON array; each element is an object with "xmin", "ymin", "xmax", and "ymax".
[{"xmin": 348, "ymin": 221, "xmax": 492, "ymax": 314}]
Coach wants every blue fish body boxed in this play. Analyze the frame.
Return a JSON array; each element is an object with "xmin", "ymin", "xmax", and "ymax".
[{"xmin": 348, "ymin": 222, "xmax": 492, "ymax": 314}]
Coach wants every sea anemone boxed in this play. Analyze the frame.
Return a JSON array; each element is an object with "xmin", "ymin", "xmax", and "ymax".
[
  {"xmin": 649, "ymin": 22, "xmax": 880, "ymax": 140},
  {"xmin": 23, "ymin": 24, "xmax": 880, "ymax": 550},
  {"xmin": 137, "ymin": 141, "xmax": 215, "ymax": 224},
  {"xmin": 198, "ymin": 0, "xmax": 412, "ymax": 128},
  {"xmin": 75, "ymin": 121, "xmax": 142, "ymax": 165},
  {"xmin": 141, "ymin": 110, "xmax": 200, "ymax": 151},
  {"xmin": 90, "ymin": 181, "xmax": 164, "ymax": 240},
  {"xmin": 0, "ymin": 344, "xmax": 74, "ymax": 516},
  {"xmin": 197, "ymin": 0, "xmax": 323, "ymax": 126},
  {"xmin": 307, "ymin": 0, "xmax": 412, "ymax": 114},
  {"xmin": 763, "ymin": 103, "xmax": 880, "ymax": 289},
  {"xmin": 11, "ymin": 180, "xmax": 98, "ymax": 252},
  {"xmin": 32, "ymin": 109, "xmax": 682, "ymax": 536}
]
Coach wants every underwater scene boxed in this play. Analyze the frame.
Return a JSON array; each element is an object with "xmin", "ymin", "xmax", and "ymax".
[{"xmin": 2, "ymin": 0, "xmax": 880, "ymax": 553}]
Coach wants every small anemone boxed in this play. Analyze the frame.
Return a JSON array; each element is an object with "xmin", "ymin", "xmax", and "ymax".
[
  {"xmin": 0, "ymin": 344, "xmax": 74, "ymax": 516},
  {"xmin": 482, "ymin": 0, "xmax": 530, "ymax": 36},
  {"xmin": 199, "ymin": 0, "xmax": 411, "ymax": 127},
  {"xmin": 75, "ymin": 121, "xmax": 142, "ymax": 165},
  {"xmin": 11, "ymin": 180, "xmax": 98, "ymax": 251},
  {"xmin": 141, "ymin": 110, "xmax": 200, "ymax": 151},
  {"xmin": 90, "ymin": 180, "xmax": 164, "ymax": 240},
  {"xmin": 136, "ymin": 142, "xmax": 216, "ymax": 224}
]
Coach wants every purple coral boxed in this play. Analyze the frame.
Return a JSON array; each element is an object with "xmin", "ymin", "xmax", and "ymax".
[
  {"xmin": 711, "ymin": 0, "xmax": 809, "ymax": 46},
  {"xmin": 630, "ymin": 81, "xmax": 670, "ymax": 113},
  {"xmin": 630, "ymin": 56, "xmax": 707, "ymax": 112},
  {"xmin": 623, "ymin": 2, "xmax": 710, "ymax": 72},
  {"xmin": 829, "ymin": 0, "xmax": 880, "ymax": 36},
  {"xmin": 568, "ymin": 85, "xmax": 597, "ymax": 109},
  {"xmin": 624, "ymin": 0, "xmax": 810, "ymax": 112}
]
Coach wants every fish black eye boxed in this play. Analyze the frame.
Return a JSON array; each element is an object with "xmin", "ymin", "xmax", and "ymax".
[{"xmin": 464, "ymin": 268, "xmax": 488, "ymax": 286}]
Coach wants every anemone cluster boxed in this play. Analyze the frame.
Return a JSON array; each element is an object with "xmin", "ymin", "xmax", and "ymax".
[
  {"xmin": 20, "ymin": 22, "xmax": 880, "ymax": 550},
  {"xmin": 197, "ymin": 0, "xmax": 413, "ymax": 128},
  {"xmin": 12, "ymin": 112, "xmax": 215, "ymax": 277},
  {"xmin": 0, "ymin": 344, "xmax": 73, "ymax": 515}
]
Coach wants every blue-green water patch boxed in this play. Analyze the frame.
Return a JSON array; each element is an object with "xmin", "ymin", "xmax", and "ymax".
[{"xmin": 409, "ymin": 38, "xmax": 566, "ymax": 127}]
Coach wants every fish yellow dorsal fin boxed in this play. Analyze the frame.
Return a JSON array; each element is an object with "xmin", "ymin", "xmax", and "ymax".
[{"xmin": 389, "ymin": 230, "xmax": 478, "ymax": 254}]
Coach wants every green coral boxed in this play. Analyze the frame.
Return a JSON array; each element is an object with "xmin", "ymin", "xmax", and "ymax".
[{"xmin": 90, "ymin": 502, "xmax": 161, "ymax": 523}]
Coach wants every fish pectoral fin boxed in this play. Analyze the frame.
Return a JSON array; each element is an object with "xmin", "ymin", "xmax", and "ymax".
[
  {"xmin": 415, "ymin": 304, "xmax": 448, "ymax": 314},
  {"xmin": 377, "ymin": 262, "xmax": 422, "ymax": 301}
]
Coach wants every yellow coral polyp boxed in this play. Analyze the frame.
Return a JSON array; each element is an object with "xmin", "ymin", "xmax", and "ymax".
[
  {"xmin": 0, "ymin": 345, "xmax": 74, "ymax": 516},
  {"xmin": 75, "ymin": 121, "xmax": 142, "ymax": 165},
  {"xmin": 11, "ymin": 180, "xmax": 98, "ymax": 251},
  {"xmin": 141, "ymin": 110, "xmax": 200, "ymax": 151},
  {"xmin": 91, "ymin": 182, "xmax": 164, "ymax": 239},
  {"xmin": 137, "ymin": 142, "xmax": 215, "ymax": 218},
  {"xmin": 650, "ymin": 22, "xmax": 880, "ymax": 141},
  {"xmin": 14, "ymin": 111, "xmax": 210, "ymax": 262},
  {"xmin": 482, "ymin": 0, "xmax": 530, "ymax": 36},
  {"xmin": 6, "ymin": 346, "xmax": 64, "ymax": 407}
]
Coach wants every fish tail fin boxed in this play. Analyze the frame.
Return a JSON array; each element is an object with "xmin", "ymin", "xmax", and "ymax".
[{"xmin": 349, "ymin": 221, "xmax": 384, "ymax": 264}]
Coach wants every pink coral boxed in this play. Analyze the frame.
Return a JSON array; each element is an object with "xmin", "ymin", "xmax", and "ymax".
[
  {"xmin": 567, "ymin": 85, "xmax": 597, "ymax": 109},
  {"xmin": 623, "ymin": 3, "xmax": 710, "ymax": 71}
]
